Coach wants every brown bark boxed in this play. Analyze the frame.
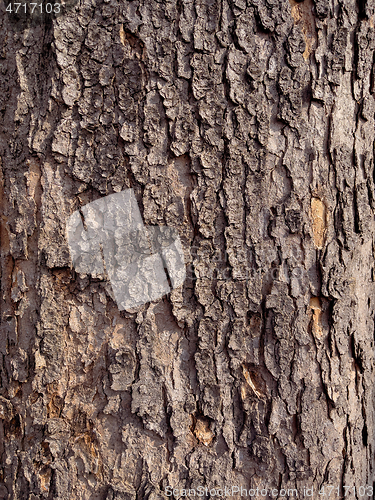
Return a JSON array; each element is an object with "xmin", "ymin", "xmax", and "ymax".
[{"xmin": 0, "ymin": 0, "xmax": 374, "ymax": 498}]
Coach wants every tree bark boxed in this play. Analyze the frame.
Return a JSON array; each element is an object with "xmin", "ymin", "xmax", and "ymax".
[{"xmin": 0, "ymin": 0, "xmax": 374, "ymax": 498}]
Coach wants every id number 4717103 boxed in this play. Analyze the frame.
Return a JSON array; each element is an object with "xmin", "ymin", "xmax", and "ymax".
[
  {"xmin": 6, "ymin": 3, "xmax": 61, "ymax": 14},
  {"xmin": 318, "ymin": 485, "xmax": 373, "ymax": 496}
]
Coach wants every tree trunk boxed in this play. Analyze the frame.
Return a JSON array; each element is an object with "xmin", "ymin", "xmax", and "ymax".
[{"xmin": 1, "ymin": 0, "xmax": 374, "ymax": 498}]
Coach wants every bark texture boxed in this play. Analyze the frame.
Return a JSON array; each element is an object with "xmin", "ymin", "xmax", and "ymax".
[{"xmin": 0, "ymin": 0, "xmax": 375, "ymax": 498}]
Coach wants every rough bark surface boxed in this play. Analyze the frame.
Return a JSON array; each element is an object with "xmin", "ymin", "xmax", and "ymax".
[{"xmin": 0, "ymin": 0, "xmax": 374, "ymax": 498}]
